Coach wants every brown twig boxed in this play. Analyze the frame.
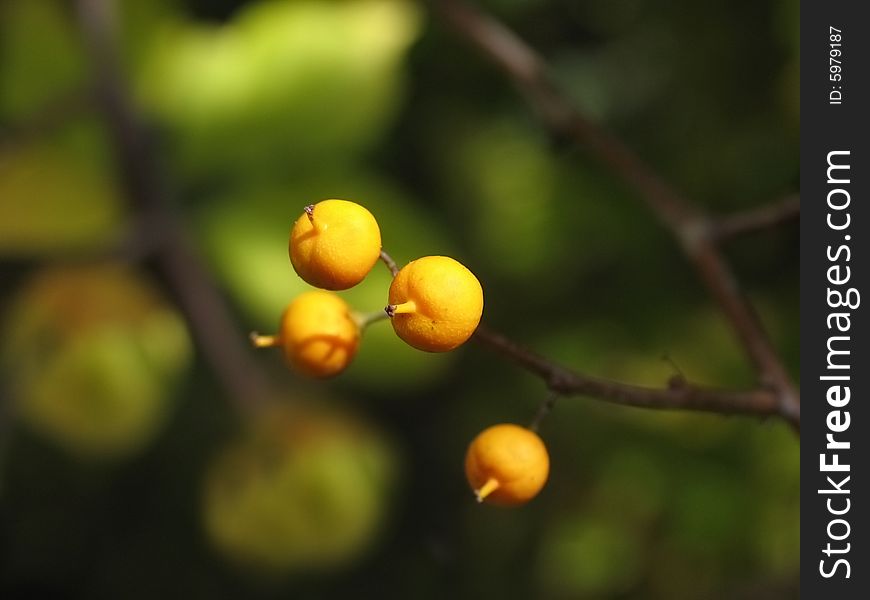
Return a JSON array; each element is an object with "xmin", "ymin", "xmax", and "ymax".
[
  {"xmin": 75, "ymin": 0, "xmax": 272, "ymax": 413},
  {"xmin": 436, "ymin": 0, "xmax": 799, "ymax": 432},
  {"xmin": 528, "ymin": 391, "xmax": 559, "ymax": 432},
  {"xmin": 713, "ymin": 195, "xmax": 800, "ymax": 241},
  {"xmin": 474, "ymin": 326, "xmax": 784, "ymax": 421}
]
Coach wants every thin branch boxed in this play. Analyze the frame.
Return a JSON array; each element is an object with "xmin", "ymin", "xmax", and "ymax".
[
  {"xmin": 474, "ymin": 326, "xmax": 788, "ymax": 423},
  {"xmin": 713, "ymin": 195, "xmax": 800, "ymax": 241},
  {"xmin": 436, "ymin": 0, "xmax": 799, "ymax": 432},
  {"xmin": 75, "ymin": 0, "xmax": 272, "ymax": 413},
  {"xmin": 379, "ymin": 249, "xmax": 400, "ymax": 277},
  {"xmin": 528, "ymin": 391, "xmax": 559, "ymax": 432}
]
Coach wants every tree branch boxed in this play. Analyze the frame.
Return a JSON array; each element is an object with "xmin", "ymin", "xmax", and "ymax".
[
  {"xmin": 436, "ymin": 0, "xmax": 799, "ymax": 432},
  {"xmin": 474, "ymin": 325, "xmax": 785, "ymax": 422},
  {"xmin": 713, "ymin": 195, "xmax": 800, "ymax": 242},
  {"xmin": 75, "ymin": 0, "xmax": 272, "ymax": 413}
]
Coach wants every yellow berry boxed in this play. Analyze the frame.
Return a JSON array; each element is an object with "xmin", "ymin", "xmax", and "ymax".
[
  {"xmin": 252, "ymin": 290, "xmax": 359, "ymax": 378},
  {"xmin": 289, "ymin": 199, "xmax": 381, "ymax": 290},
  {"xmin": 386, "ymin": 256, "xmax": 483, "ymax": 352},
  {"xmin": 464, "ymin": 424, "xmax": 549, "ymax": 506}
]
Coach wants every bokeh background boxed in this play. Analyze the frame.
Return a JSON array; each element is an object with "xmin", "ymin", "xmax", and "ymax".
[{"xmin": 0, "ymin": 0, "xmax": 799, "ymax": 598}]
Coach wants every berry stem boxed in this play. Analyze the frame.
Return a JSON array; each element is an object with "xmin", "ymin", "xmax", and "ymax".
[
  {"xmin": 352, "ymin": 310, "xmax": 391, "ymax": 331},
  {"xmin": 529, "ymin": 391, "xmax": 559, "ymax": 431},
  {"xmin": 379, "ymin": 249, "xmax": 400, "ymax": 277},
  {"xmin": 385, "ymin": 301, "xmax": 417, "ymax": 318},
  {"xmin": 475, "ymin": 477, "xmax": 500, "ymax": 502},
  {"xmin": 303, "ymin": 204, "xmax": 325, "ymax": 233},
  {"xmin": 249, "ymin": 332, "xmax": 280, "ymax": 348}
]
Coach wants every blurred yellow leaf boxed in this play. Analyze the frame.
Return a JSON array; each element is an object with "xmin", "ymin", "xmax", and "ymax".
[
  {"xmin": 1, "ymin": 264, "xmax": 192, "ymax": 459},
  {"xmin": 0, "ymin": 135, "xmax": 124, "ymax": 256},
  {"xmin": 203, "ymin": 405, "xmax": 397, "ymax": 572}
]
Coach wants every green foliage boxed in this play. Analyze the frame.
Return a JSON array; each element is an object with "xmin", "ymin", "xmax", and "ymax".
[{"xmin": 136, "ymin": 0, "xmax": 420, "ymax": 179}]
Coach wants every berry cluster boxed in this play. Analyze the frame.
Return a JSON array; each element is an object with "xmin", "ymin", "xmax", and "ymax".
[{"xmin": 251, "ymin": 199, "xmax": 549, "ymax": 506}]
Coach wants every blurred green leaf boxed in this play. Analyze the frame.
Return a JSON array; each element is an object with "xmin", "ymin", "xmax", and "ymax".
[{"xmin": 136, "ymin": 0, "xmax": 421, "ymax": 179}]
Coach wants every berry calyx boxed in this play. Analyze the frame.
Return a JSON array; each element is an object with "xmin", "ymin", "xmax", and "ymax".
[
  {"xmin": 464, "ymin": 423, "xmax": 549, "ymax": 506},
  {"xmin": 289, "ymin": 199, "xmax": 382, "ymax": 290},
  {"xmin": 386, "ymin": 255, "xmax": 483, "ymax": 352},
  {"xmin": 251, "ymin": 290, "xmax": 359, "ymax": 378}
]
